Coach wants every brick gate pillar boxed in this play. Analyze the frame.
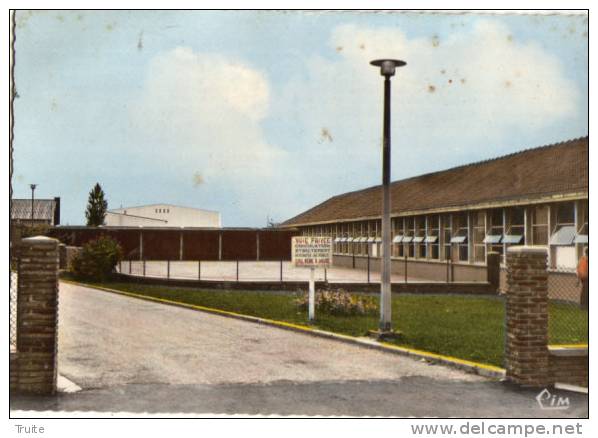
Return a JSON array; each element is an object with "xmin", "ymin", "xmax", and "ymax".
[
  {"xmin": 15, "ymin": 236, "xmax": 60, "ymax": 394},
  {"xmin": 505, "ymin": 246, "xmax": 550, "ymax": 387}
]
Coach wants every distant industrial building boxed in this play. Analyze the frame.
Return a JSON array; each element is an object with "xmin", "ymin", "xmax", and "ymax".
[
  {"xmin": 11, "ymin": 197, "xmax": 61, "ymax": 226},
  {"xmin": 281, "ymin": 137, "xmax": 588, "ymax": 278},
  {"xmin": 105, "ymin": 204, "xmax": 221, "ymax": 228}
]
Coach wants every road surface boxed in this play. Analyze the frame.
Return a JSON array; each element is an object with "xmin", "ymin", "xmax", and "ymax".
[{"xmin": 10, "ymin": 282, "xmax": 588, "ymax": 417}]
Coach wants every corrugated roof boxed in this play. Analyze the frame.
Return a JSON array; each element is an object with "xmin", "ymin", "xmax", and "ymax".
[
  {"xmin": 11, "ymin": 199, "xmax": 57, "ymax": 221},
  {"xmin": 282, "ymin": 137, "xmax": 588, "ymax": 227}
]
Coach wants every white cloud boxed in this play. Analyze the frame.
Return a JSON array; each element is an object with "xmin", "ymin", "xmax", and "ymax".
[
  {"xmin": 126, "ymin": 23, "xmax": 582, "ymax": 225},
  {"xmin": 277, "ymin": 20, "xmax": 581, "ymax": 183},
  {"xmin": 130, "ymin": 47, "xmax": 285, "ymax": 182}
]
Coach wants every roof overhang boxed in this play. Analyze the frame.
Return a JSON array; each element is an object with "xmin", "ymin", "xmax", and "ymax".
[{"xmin": 279, "ymin": 191, "xmax": 588, "ymax": 228}]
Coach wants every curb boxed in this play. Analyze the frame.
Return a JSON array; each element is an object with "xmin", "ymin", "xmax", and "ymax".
[{"xmin": 61, "ymin": 279, "xmax": 506, "ymax": 380}]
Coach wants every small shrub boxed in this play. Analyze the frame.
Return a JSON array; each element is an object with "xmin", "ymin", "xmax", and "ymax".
[
  {"xmin": 70, "ymin": 236, "xmax": 123, "ymax": 282},
  {"xmin": 295, "ymin": 288, "xmax": 377, "ymax": 316}
]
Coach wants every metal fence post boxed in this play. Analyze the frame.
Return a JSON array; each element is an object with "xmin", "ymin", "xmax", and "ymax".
[
  {"xmin": 446, "ymin": 257, "xmax": 450, "ymax": 283},
  {"xmin": 167, "ymin": 260, "xmax": 170, "ymax": 280},
  {"xmin": 367, "ymin": 252, "xmax": 370, "ymax": 284},
  {"xmin": 119, "ymin": 260, "xmax": 122, "ymax": 273},
  {"xmin": 280, "ymin": 259, "xmax": 283, "ymax": 283},
  {"xmin": 129, "ymin": 259, "xmax": 132, "ymax": 274},
  {"xmin": 143, "ymin": 259, "xmax": 146, "ymax": 277},
  {"xmin": 198, "ymin": 260, "xmax": 201, "ymax": 281},
  {"xmin": 236, "ymin": 260, "xmax": 239, "ymax": 282},
  {"xmin": 404, "ymin": 254, "xmax": 408, "ymax": 283},
  {"xmin": 324, "ymin": 267, "xmax": 327, "ymax": 283}
]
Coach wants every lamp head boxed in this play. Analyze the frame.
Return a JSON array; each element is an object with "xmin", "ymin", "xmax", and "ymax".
[
  {"xmin": 370, "ymin": 59, "xmax": 406, "ymax": 77},
  {"xmin": 30, "ymin": 184, "xmax": 37, "ymax": 191}
]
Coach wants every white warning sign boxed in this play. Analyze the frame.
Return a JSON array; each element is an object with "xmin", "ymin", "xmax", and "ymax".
[{"xmin": 292, "ymin": 236, "xmax": 333, "ymax": 267}]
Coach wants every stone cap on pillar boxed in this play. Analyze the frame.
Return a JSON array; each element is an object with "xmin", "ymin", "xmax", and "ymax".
[
  {"xmin": 506, "ymin": 246, "xmax": 548, "ymax": 255},
  {"xmin": 21, "ymin": 236, "xmax": 59, "ymax": 246}
]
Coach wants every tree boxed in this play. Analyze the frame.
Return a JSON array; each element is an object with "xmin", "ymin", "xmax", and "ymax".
[
  {"xmin": 70, "ymin": 236, "xmax": 123, "ymax": 282},
  {"xmin": 85, "ymin": 183, "xmax": 108, "ymax": 226}
]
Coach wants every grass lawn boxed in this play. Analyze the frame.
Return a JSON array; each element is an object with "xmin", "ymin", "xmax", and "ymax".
[{"xmin": 68, "ymin": 279, "xmax": 588, "ymax": 367}]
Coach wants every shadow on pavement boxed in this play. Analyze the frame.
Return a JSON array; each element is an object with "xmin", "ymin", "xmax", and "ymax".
[{"xmin": 10, "ymin": 377, "xmax": 588, "ymax": 418}]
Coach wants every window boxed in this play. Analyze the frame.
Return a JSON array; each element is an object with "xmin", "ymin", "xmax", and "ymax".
[
  {"xmin": 486, "ymin": 208, "xmax": 504, "ymax": 256},
  {"xmin": 451, "ymin": 212, "xmax": 468, "ymax": 262},
  {"xmin": 550, "ymin": 226, "xmax": 576, "ymax": 245},
  {"xmin": 556, "ymin": 202, "xmax": 574, "ymax": 227},
  {"xmin": 427, "ymin": 215, "xmax": 439, "ymax": 260},
  {"xmin": 396, "ymin": 218, "xmax": 405, "ymax": 257},
  {"xmin": 355, "ymin": 222, "xmax": 362, "ymax": 255},
  {"xmin": 377, "ymin": 220, "xmax": 384, "ymax": 257},
  {"xmin": 531, "ymin": 205, "xmax": 549, "ymax": 245},
  {"xmin": 442, "ymin": 214, "xmax": 451, "ymax": 261},
  {"xmin": 504, "ymin": 207, "xmax": 524, "ymax": 246},
  {"xmin": 575, "ymin": 200, "xmax": 588, "ymax": 243},
  {"xmin": 415, "ymin": 216, "xmax": 426, "ymax": 258},
  {"xmin": 392, "ymin": 218, "xmax": 402, "ymax": 257},
  {"xmin": 550, "ymin": 203, "xmax": 573, "ymax": 244},
  {"xmin": 472, "ymin": 211, "xmax": 486, "ymax": 263},
  {"xmin": 405, "ymin": 217, "xmax": 415, "ymax": 258}
]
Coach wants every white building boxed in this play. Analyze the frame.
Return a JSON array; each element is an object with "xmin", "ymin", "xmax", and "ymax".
[{"xmin": 105, "ymin": 204, "xmax": 221, "ymax": 228}]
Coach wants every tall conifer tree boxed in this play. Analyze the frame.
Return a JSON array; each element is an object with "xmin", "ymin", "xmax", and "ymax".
[{"xmin": 85, "ymin": 183, "xmax": 108, "ymax": 226}]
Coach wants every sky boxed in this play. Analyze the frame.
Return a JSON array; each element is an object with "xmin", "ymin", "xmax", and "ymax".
[{"xmin": 12, "ymin": 10, "xmax": 588, "ymax": 227}]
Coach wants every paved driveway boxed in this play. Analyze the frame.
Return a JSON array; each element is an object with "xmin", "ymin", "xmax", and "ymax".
[{"xmin": 10, "ymin": 283, "xmax": 588, "ymax": 417}]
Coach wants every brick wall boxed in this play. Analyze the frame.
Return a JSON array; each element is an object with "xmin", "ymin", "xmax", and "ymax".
[
  {"xmin": 504, "ymin": 246, "xmax": 588, "ymax": 389},
  {"xmin": 505, "ymin": 246, "xmax": 550, "ymax": 387},
  {"xmin": 10, "ymin": 236, "xmax": 59, "ymax": 395},
  {"xmin": 48, "ymin": 227, "xmax": 299, "ymax": 261},
  {"xmin": 549, "ymin": 347, "xmax": 588, "ymax": 387}
]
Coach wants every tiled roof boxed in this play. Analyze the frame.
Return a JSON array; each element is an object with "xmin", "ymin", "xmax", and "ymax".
[
  {"xmin": 11, "ymin": 199, "xmax": 57, "ymax": 221},
  {"xmin": 283, "ymin": 137, "xmax": 588, "ymax": 227}
]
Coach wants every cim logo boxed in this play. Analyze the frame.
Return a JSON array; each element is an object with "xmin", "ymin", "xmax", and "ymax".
[{"xmin": 536, "ymin": 388, "xmax": 570, "ymax": 410}]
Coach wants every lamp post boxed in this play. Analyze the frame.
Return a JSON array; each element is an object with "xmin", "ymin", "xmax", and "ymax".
[
  {"xmin": 370, "ymin": 59, "xmax": 406, "ymax": 333},
  {"xmin": 30, "ymin": 183, "xmax": 37, "ymax": 227}
]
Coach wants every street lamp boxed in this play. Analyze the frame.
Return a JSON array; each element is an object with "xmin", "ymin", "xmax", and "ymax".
[
  {"xmin": 30, "ymin": 184, "xmax": 37, "ymax": 226},
  {"xmin": 370, "ymin": 59, "xmax": 406, "ymax": 334}
]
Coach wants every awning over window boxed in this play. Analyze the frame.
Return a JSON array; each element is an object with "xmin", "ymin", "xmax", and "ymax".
[
  {"xmin": 346, "ymin": 237, "xmax": 354, "ymax": 242},
  {"xmin": 549, "ymin": 226, "xmax": 576, "ymax": 246},
  {"xmin": 402, "ymin": 236, "xmax": 413, "ymax": 243},
  {"xmin": 483, "ymin": 234, "xmax": 502, "ymax": 244},
  {"xmin": 393, "ymin": 235, "xmax": 404, "ymax": 243},
  {"xmin": 413, "ymin": 236, "xmax": 425, "ymax": 243},
  {"xmin": 424, "ymin": 235, "xmax": 438, "ymax": 243},
  {"xmin": 450, "ymin": 235, "xmax": 467, "ymax": 244},
  {"xmin": 375, "ymin": 237, "xmax": 382, "ymax": 243},
  {"xmin": 503, "ymin": 234, "xmax": 523, "ymax": 244},
  {"xmin": 367, "ymin": 237, "xmax": 376, "ymax": 243},
  {"xmin": 334, "ymin": 237, "xmax": 342, "ymax": 243},
  {"xmin": 574, "ymin": 234, "xmax": 588, "ymax": 244}
]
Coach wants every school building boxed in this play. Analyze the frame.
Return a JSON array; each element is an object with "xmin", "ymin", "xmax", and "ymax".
[{"xmin": 281, "ymin": 137, "xmax": 588, "ymax": 285}]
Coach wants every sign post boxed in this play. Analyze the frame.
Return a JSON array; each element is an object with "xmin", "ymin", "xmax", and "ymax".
[
  {"xmin": 292, "ymin": 236, "xmax": 332, "ymax": 322},
  {"xmin": 309, "ymin": 267, "xmax": 315, "ymax": 321}
]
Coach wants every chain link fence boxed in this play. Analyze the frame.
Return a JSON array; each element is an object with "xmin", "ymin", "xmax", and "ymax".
[
  {"xmin": 10, "ymin": 269, "xmax": 18, "ymax": 352},
  {"xmin": 548, "ymin": 266, "xmax": 588, "ymax": 345}
]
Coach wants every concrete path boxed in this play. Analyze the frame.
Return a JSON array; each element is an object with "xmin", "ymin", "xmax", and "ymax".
[{"xmin": 10, "ymin": 283, "xmax": 588, "ymax": 417}]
